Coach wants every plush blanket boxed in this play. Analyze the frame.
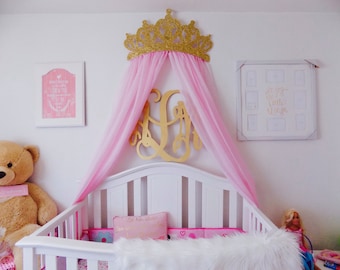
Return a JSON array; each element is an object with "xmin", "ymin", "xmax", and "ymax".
[{"xmin": 111, "ymin": 229, "xmax": 302, "ymax": 270}]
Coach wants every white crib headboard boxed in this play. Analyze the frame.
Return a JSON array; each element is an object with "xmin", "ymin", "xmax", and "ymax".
[
  {"xmin": 23, "ymin": 162, "xmax": 275, "ymax": 243},
  {"xmin": 86, "ymin": 162, "xmax": 264, "ymax": 230}
]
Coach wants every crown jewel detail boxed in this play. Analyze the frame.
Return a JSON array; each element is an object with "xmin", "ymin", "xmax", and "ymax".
[{"xmin": 124, "ymin": 9, "xmax": 213, "ymax": 61}]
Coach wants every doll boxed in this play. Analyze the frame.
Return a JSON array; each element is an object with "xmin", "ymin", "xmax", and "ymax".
[
  {"xmin": 282, "ymin": 209, "xmax": 320, "ymax": 270},
  {"xmin": 282, "ymin": 208, "xmax": 308, "ymax": 251}
]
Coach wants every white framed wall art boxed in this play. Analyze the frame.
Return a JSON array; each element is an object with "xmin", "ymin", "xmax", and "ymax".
[{"xmin": 236, "ymin": 60, "xmax": 318, "ymax": 141}]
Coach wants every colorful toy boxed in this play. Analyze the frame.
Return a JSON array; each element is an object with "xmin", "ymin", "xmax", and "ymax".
[
  {"xmin": 317, "ymin": 250, "xmax": 340, "ymax": 265},
  {"xmin": 282, "ymin": 209, "xmax": 319, "ymax": 270}
]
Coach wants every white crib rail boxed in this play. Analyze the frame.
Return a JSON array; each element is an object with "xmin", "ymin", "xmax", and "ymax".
[
  {"xmin": 18, "ymin": 236, "xmax": 116, "ymax": 270},
  {"xmin": 17, "ymin": 199, "xmax": 89, "ymax": 270},
  {"xmin": 242, "ymin": 199, "xmax": 276, "ymax": 233},
  {"xmin": 18, "ymin": 202, "xmax": 276, "ymax": 270},
  {"xmin": 30, "ymin": 199, "xmax": 88, "ymax": 239}
]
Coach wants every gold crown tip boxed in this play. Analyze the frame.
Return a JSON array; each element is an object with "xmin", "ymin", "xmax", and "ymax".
[{"xmin": 124, "ymin": 9, "xmax": 213, "ymax": 61}]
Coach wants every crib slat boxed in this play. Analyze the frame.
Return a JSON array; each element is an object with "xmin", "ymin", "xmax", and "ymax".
[
  {"xmin": 57, "ymin": 223, "xmax": 65, "ymax": 238},
  {"xmin": 202, "ymin": 183, "xmax": 223, "ymax": 227},
  {"xmin": 65, "ymin": 257, "xmax": 78, "ymax": 270},
  {"xmin": 71, "ymin": 214, "xmax": 77, "ymax": 239},
  {"xmin": 187, "ymin": 179, "xmax": 201, "ymax": 227},
  {"xmin": 65, "ymin": 215, "xmax": 77, "ymax": 239},
  {"xmin": 92, "ymin": 190, "xmax": 102, "ymax": 228},
  {"xmin": 133, "ymin": 177, "xmax": 147, "ymax": 216},
  {"xmin": 147, "ymin": 174, "xmax": 182, "ymax": 227},
  {"xmin": 45, "ymin": 255, "xmax": 58, "ymax": 270},
  {"xmin": 133, "ymin": 178, "xmax": 142, "ymax": 216},
  {"xmin": 64, "ymin": 219, "xmax": 71, "ymax": 239},
  {"xmin": 107, "ymin": 183, "xmax": 128, "ymax": 227},
  {"xmin": 107, "ymin": 260, "xmax": 116, "ymax": 270},
  {"xmin": 228, "ymin": 189, "xmax": 238, "ymax": 227},
  {"xmin": 22, "ymin": 247, "xmax": 38, "ymax": 270},
  {"xmin": 87, "ymin": 259, "xmax": 98, "ymax": 269},
  {"xmin": 81, "ymin": 198, "xmax": 89, "ymax": 235}
]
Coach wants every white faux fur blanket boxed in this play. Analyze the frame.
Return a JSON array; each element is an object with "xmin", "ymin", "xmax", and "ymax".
[{"xmin": 111, "ymin": 229, "xmax": 302, "ymax": 270}]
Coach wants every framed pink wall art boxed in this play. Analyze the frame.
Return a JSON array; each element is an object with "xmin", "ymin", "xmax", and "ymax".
[{"xmin": 35, "ymin": 62, "xmax": 85, "ymax": 127}]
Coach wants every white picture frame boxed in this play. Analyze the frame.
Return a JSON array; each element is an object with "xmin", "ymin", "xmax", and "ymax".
[
  {"xmin": 236, "ymin": 60, "xmax": 318, "ymax": 141},
  {"xmin": 35, "ymin": 62, "xmax": 85, "ymax": 127}
]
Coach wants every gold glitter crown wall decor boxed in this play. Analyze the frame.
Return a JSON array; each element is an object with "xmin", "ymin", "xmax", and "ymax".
[{"xmin": 124, "ymin": 9, "xmax": 213, "ymax": 61}]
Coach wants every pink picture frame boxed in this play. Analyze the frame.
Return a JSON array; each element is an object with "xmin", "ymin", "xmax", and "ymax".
[{"xmin": 35, "ymin": 62, "xmax": 85, "ymax": 127}]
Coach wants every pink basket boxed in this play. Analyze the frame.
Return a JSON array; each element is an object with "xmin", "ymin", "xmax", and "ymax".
[{"xmin": 0, "ymin": 254, "xmax": 15, "ymax": 270}]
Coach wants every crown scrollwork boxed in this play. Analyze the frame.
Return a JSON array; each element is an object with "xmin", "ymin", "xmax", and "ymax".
[{"xmin": 124, "ymin": 9, "xmax": 213, "ymax": 61}]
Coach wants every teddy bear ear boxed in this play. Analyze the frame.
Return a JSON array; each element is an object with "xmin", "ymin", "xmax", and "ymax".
[{"xmin": 24, "ymin": 145, "xmax": 40, "ymax": 164}]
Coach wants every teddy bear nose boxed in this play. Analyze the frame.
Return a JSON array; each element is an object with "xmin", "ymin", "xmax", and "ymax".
[{"xmin": 0, "ymin": 171, "xmax": 6, "ymax": 179}]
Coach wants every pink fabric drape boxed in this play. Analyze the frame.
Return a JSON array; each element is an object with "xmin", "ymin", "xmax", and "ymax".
[
  {"xmin": 169, "ymin": 52, "xmax": 258, "ymax": 205},
  {"xmin": 74, "ymin": 52, "xmax": 168, "ymax": 202},
  {"xmin": 74, "ymin": 51, "xmax": 258, "ymax": 206}
]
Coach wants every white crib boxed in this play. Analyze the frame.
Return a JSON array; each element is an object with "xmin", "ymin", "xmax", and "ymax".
[{"xmin": 17, "ymin": 162, "xmax": 278, "ymax": 270}]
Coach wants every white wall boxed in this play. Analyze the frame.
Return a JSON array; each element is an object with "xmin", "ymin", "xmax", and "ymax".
[{"xmin": 0, "ymin": 11, "xmax": 339, "ymax": 249}]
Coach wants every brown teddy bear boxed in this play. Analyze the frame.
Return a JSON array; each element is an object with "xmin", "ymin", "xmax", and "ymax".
[{"xmin": 0, "ymin": 140, "xmax": 58, "ymax": 270}]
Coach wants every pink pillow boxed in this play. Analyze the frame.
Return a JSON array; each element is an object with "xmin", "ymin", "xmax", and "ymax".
[{"xmin": 113, "ymin": 212, "xmax": 168, "ymax": 241}]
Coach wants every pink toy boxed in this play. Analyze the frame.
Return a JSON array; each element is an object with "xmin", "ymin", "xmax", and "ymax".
[
  {"xmin": 282, "ymin": 209, "xmax": 308, "ymax": 251},
  {"xmin": 316, "ymin": 250, "xmax": 340, "ymax": 265}
]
